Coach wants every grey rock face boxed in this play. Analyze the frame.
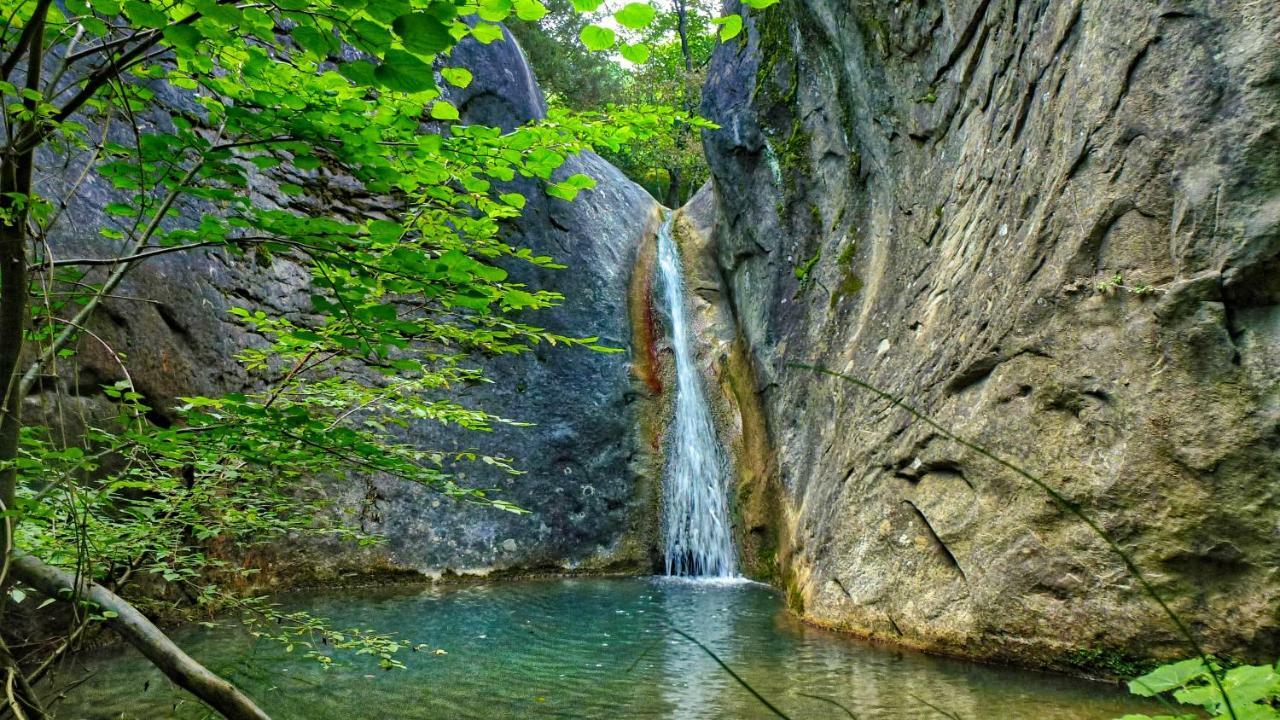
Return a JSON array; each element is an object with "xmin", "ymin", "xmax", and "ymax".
[
  {"xmin": 30, "ymin": 31, "xmax": 659, "ymax": 581},
  {"xmin": 699, "ymin": 0, "xmax": 1280, "ymax": 669}
]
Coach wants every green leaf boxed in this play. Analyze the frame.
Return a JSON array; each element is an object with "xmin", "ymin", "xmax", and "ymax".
[
  {"xmin": 470, "ymin": 22, "xmax": 505, "ymax": 44},
  {"xmin": 430, "ymin": 101, "xmax": 459, "ymax": 121},
  {"xmin": 474, "ymin": 264, "xmax": 508, "ymax": 282},
  {"xmin": 744, "ymin": 0, "xmax": 779, "ymax": 7},
  {"xmin": 614, "ymin": 2, "xmax": 655, "ymax": 29},
  {"xmin": 391, "ymin": 12, "xmax": 453, "ymax": 55},
  {"xmin": 162, "ymin": 24, "xmax": 202, "ymax": 50},
  {"xmin": 713, "ymin": 14, "xmax": 744, "ymax": 41},
  {"xmin": 571, "ymin": 0, "xmax": 603, "ymax": 10},
  {"xmin": 1176, "ymin": 664, "xmax": 1280, "ymax": 712},
  {"xmin": 1129, "ymin": 659, "xmax": 1212, "ymax": 697},
  {"xmin": 440, "ymin": 67, "xmax": 473, "ymax": 88},
  {"xmin": 123, "ymin": 1, "xmax": 167, "ymax": 28},
  {"xmin": 578, "ymin": 24, "xmax": 615, "ymax": 51},
  {"xmin": 350, "ymin": 19, "xmax": 393, "ymax": 53},
  {"xmin": 339, "ymin": 60, "xmax": 377, "ymax": 86},
  {"xmin": 562, "ymin": 173, "xmax": 597, "ymax": 190},
  {"xmin": 477, "ymin": 0, "xmax": 511, "ymax": 22},
  {"xmin": 374, "ymin": 50, "xmax": 435, "ymax": 93},
  {"xmin": 291, "ymin": 25, "xmax": 332, "ymax": 56},
  {"xmin": 619, "ymin": 43, "xmax": 649, "ymax": 64},
  {"xmin": 1220, "ymin": 664, "xmax": 1280, "ymax": 707},
  {"xmin": 547, "ymin": 183, "xmax": 578, "ymax": 201},
  {"xmin": 512, "ymin": 0, "xmax": 547, "ymax": 21},
  {"xmin": 501, "ymin": 289, "xmax": 538, "ymax": 309}
]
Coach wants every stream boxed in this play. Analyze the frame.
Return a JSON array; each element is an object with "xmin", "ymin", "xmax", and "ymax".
[{"xmin": 56, "ymin": 577, "xmax": 1159, "ymax": 719}]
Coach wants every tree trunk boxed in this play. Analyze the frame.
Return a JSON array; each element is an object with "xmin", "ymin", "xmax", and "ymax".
[
  {"xmin": 0, "ymin": 173, "xmax": 26, "ymax": 603},
  {"xmin": 665, "ymin": 167, "xmax": 683, "ymax": 209},
  {"xmin": 665, "ymin": 0, "xmax": 695, "ymax": 211},
  {"xmin": 673, "ymin": 0, "xmax": 692, "ymax": 73},
  {"xmin": 0, "ymin": 1, "xmax": 47, "ymax": 607},
  {"xmin": 10, "ymin": 552, "xmax": 272, "ymax": 720}
]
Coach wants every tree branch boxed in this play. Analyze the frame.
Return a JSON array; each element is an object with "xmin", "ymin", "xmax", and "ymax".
[
  {"xmin": 17, "ymin": 160, "xmax": 205, "ymax": 399},
  {"xmin": 28, "ymin": 236, "xmax": 278, "ymax": 271},
  {"xmin": 9, "ymin": 551, "xmax": 272, "ymax": 720},
  {"xmin": 0, "ymin": 0, "xmax": 54, "ymax": 81}
]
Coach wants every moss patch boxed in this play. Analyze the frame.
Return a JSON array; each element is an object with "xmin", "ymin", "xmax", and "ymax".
[
  {"xmin": 828, "ymin": 235, "xmax": 865, "ymax": 310},
  {"xmin": 1060, "ymin": 647, "xmax": 1157, "ymax": 680}
]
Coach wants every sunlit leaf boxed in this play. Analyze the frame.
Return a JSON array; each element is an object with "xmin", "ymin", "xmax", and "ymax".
[{"xmin": 579, "ymin": 23, "xmax": 615, "ymax": 51}]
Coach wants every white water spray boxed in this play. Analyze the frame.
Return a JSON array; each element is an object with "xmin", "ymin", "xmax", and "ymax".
[{"xmin": 656, "ymin": 214, "xmax": 738, "ymax": 578}]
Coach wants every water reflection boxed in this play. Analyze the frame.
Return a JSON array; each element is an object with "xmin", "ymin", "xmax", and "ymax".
[
  {"xmin": 54, "ymin": 577, "xmax": 1158, "ymax": 719},
  {"xmin": 655, "ymin": 578, "xmax": 751, "ymax": 718}
]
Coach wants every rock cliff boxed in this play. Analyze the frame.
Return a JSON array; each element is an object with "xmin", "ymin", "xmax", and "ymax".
[
  {"xmin": 698, "ymin": 0, "xmax": 1280, "ymax": 671},
  {"xmin": 29, "ymin": 30, "xmax": 661, "ymax": 581}
]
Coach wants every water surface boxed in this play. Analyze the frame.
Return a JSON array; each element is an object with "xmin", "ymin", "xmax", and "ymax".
[{"xmin": 58, "ymin": 577, "xmax": 1158, "ymax": 719}]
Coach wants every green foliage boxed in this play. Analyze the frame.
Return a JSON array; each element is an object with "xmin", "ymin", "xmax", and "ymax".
[
  {"xmin": 507, "ymin": 0, "xmax": 629, "ymax": 110},
  {"xmin": 711, "ymin": 14, "xmax": 743, "ymax": 41},
  {"xmin": 793, "ymin": 248, "xmax": 820, "ymax": 285},
  {"xmin": 828, "ymin": 240, "xmax": 864, "ymax": 311},
  {"xmin": 1120, "ymin": 658, "xmax": 1280, "ymax": 720},
  {"xmin": 0, "ymin": 0, "xmax": 709, "ymax": 692},
  {"xmin": 1096, "ymin": 272, "xmax": 1160, "ymax": 297},
  {"xmin": 603, "ymin": 0, "xmax": 719, "ymax": 205},
  {"xmin": 511, "ymin": 0, "xmax": 778, "ymax": 206},
  {"xmin": 579, "ymin": 23, "xmax": 616, "ymax": 51}
]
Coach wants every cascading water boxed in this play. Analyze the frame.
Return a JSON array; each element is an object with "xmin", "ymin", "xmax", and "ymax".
[{"xmin": 655, "ymin": 214, "xmax": 738, "ymax": 578}]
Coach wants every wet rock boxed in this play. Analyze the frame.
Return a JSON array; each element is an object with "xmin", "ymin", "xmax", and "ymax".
[{"xmin": 698, "ymin": 0, "xmax": 1280, "ymax": 669}]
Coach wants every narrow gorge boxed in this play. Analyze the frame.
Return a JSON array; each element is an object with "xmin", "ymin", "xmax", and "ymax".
[{"xmin": 3, "ymin": 0, "xmax": 1278, "ymax": 717}]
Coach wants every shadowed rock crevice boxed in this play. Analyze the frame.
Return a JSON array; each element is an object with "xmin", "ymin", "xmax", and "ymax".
[{"xmin": 901, "ymin": 500, "xmax": 969, "ymax": 585}]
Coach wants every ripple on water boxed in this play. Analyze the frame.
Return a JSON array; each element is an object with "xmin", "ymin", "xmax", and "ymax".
[{"xmin": 56, "ymin": 577, "xmax": 1160, "ymax": 720}]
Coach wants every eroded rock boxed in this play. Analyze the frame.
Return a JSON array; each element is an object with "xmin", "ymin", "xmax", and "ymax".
[{"xmin": 699, "ymin": 0, "xmax": 1280, "ymax": 671}]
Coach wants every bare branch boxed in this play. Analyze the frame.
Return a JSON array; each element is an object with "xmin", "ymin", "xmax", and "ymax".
[
  {"xmin": 18, "ymin": 160, "xmax": 206, "ymax": 398},
  {"xmin": 28, "ymin": 236, "xmax": 277, "ymax": 271},
  {"xmin": 10, "ymin": 551, "xmax": 272, "ymax": 720}
]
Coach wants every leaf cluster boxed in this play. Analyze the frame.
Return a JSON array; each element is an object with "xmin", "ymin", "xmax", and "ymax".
[
  {"xmin": 1120, "ymin": 658, "xmax": 1280, "ymax": 720},
  {"xmin": 0, "ymin": 0, "xmax": 705, "ymax": 678}
]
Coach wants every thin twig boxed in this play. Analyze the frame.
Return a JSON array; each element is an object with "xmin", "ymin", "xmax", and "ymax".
[
  {"xmin": 796, "ymin": 692, "xmax": 858, "ymax": 719},
  {"xmin": 18, "ymin": 160, "xmax": 207, "ymax": 399},
  {"xmin": 667, "ymin": 626, "xmax": 792, "ymax": 719},
  {"xmin": 28, "ymin": 236, "xmax": 277, "ymax": 271},
  {"xmin": 909, "ymin": 693, "xmax": 962, "ymax": 720}
]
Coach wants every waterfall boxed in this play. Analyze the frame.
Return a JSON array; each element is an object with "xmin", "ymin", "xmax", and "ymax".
[{"xmin": 655, "ymin": 214, "xmax": 738, "ymax": 578}]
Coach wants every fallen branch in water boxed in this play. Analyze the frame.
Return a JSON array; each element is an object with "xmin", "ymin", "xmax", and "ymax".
[{"xmin": 9, "ymin": 551, "xmax": 271, "ymax": 720}]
